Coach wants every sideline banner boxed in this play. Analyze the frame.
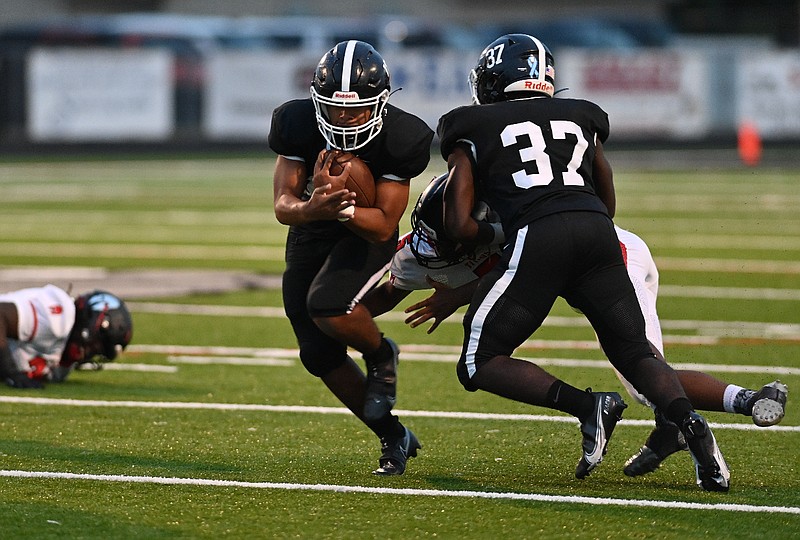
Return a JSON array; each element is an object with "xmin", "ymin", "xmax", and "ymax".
[
  {"xmin": 558, "ymin": 50, "xmax": 711, "ymax": 139},
  {"xmin": 204, "ymin": 51, "xmax": 321, "ymax": 140},
  {"xmin": 738, "ymin": 51, "xmax": 800, "ymax": 138},
  {"xmin": 27, "ymin": 48, "xmax": 174, "ymax": 141},
  {"xmin": 203, "ymin": 49, "xmax": 479, "ymax": 139}
]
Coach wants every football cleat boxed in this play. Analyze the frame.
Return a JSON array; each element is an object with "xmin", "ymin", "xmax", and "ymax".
[
  {"xmin": 681, "ymin": 411, "xmax": 730, "ymax": 492},
  {"xmin": 575, "ymin": 390, "xmax": 627, "ymax": 479},
  {"xmin": 373, "ymin": 426, "xmax": 421, "ymax": 476},
  {"xmin": 750, "ymin": 380, "xmax": 788, "ymax": 427},
  {"xmin": 363, "ymin": 337, "xmax": 399, "ymax": 422},
  {"xmin": 624, "ymin": 410, "xmax": 688, "ymax": 477}
]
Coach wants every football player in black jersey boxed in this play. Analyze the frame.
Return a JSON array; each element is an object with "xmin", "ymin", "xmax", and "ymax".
[
  {"xmin": 269, "ymin": 40, "xmax": 434, "ymax": 475},
  {"xmin": 436, "ymin": 34, "xmax": 729, "ymax": 491}
]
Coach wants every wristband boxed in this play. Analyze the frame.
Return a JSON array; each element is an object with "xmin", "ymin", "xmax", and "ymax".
[{"xmin": 338, "ymin": 205, "xmax": 355, "ymax": 222}]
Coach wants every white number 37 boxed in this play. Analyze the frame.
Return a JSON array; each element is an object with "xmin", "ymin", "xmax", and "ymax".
[{"xmin": 500, "ymin": 120, "xmax": 588, "ymax": 188}]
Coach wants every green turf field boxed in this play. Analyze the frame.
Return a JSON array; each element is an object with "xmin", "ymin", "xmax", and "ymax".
[{"xmin": 0, "ymin": 156, "xmax": 798, "ymax": 538}]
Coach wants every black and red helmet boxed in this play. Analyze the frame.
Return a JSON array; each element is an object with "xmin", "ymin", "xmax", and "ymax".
[{"xmin": 65, "ymin": 290, "xmax": 133, "ymax": 365}]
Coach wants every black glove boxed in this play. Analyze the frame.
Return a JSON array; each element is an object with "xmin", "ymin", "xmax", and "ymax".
[{"xmin": 4, "ymin": 372, "xmax": 44, "ymax": 389}]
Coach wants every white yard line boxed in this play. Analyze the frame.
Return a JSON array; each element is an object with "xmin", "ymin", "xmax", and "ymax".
[
  {"xmin": 0, "ymin": 396, "xmax": 796, "ymax": 432},
  {"xmin": 127, "ymin": 343, "xmax": 800, "ymax": 376},
  {"xmin": 0, "ymin": 469, "xmax": 797, "ymax": 515}
]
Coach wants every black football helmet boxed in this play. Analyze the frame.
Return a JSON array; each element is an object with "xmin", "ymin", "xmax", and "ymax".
[
  {"xmin": 310, "ymin": 40, "xmax": 391, "ymax": 151},
  {"xmin": 63, "ymin": 290, "xmax": 133, "ymax": 367},
  {"xmin": 409, "ymin": 173, "xmax": 469, "ymax": 269},
  {"xmin": 470, "ymin": 33, "xmax": 555, "ymax": 104}
]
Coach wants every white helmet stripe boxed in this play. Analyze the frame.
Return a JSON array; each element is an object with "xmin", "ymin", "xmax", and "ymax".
[
  {"xmin": 528, "ymin": 34, "xmax": 546, "ymax": 84},
  {"xmin": 341, "ymin": 40, "xmax": 357, "ymax": 92}
]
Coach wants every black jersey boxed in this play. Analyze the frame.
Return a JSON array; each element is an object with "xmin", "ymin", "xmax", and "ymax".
[
  {"xmin": 270, "ymin": 99, "xmax": 433, "ymax": 238},
  {"xmin": 437, "ymin": 97, "xmax": 610, "ymax": 235},
  {"xmin": 269, "ymin": 99, "xmax": 433, "ymax": 183}
]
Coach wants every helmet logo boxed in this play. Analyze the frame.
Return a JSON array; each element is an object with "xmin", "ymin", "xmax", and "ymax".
[
  {"xmin": 88, "ymin": 293, "xmax": 121, "ymax": 311},
  {"xmin": 527, "ymin": 56, "xmax": 539, "ymax": 79},
  {"xmin": 333, "ymin": 91, "xmax": 359, "ymax": 100}
]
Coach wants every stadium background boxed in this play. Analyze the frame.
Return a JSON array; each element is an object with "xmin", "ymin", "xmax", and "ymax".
[{"xmin": 1, "ymin": 0, "xmax": 799, "ymax": 163}]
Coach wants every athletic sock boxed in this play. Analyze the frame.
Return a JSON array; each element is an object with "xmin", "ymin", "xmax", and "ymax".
[
  {"xmin": 722, "ymin": 384, "xmax": 746, "ymax": 413},
  {"xmin": 363, "ymin": 337, "xmax": 392, "ymax": 364},
  {"xmin": 545, "ymin": 380, "xmax": 594, "ymax": 420}
]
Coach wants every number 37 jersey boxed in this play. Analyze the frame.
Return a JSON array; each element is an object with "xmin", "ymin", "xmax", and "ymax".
[{"xmin": 437, "ymin": 97, "xmax": 610, "ymax": 235}]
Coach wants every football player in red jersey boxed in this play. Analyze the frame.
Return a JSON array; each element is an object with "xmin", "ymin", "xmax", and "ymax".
[
  {"xmin": 269, "ymin": 40, "xmax": 433, "ymax": 476},
  {"xmin": 0, "ymin": 285, "xmax": 132, "ymax": 388},
  {"xmin": 436, "ymin": 34, "xmax": 729, "ymax": 490}
]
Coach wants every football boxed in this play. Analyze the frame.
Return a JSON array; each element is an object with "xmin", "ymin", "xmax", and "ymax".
[{"xmin": 328, "ymin": 152, "xmax": 376, "ymax": 207}]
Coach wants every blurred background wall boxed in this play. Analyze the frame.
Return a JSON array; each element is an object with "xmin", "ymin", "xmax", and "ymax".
[{"xmin": 1, "ymin": 0, "xmax": 798, "ymax": 153}]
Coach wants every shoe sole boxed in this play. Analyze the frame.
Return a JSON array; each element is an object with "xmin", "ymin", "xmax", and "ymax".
[
  {"xmin": 752, "ymin": 381, "xmax": 787, "ymax": 427},
  {"xmin": 752, "ymin": 398, "xmax": 785, "ymax": 427}
]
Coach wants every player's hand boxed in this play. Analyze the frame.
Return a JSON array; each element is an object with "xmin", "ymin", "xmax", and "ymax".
[
  {"xmin": 313, "ymin": 149, "xmax": 349, "ymax": 191},
  {"xmin": 404, "ymin": 276, "xmax": 462, "ymax": 334},
  {"xmin": 308, "ymin": 151, "xmax": 356, "ymax": 220},
  {"xmin": 4, "ymin": 372, "xmax": 44, "ymax": 389}
]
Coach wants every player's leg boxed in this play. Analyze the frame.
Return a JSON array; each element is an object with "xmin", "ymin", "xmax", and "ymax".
[
  {"xmin": 284, "ymin": 232, "xmax": 418, "ymax": 475},
  {"xmin": 575, "ymin": 215, "xmax": 728, "ymax": 491},
  {"xmin": 459, "ymin": 219, "xmax": 627, "ymax": 479},
  {"xmin": 307, "ymin": 232, "xmax": 403, "ymax": 424}
]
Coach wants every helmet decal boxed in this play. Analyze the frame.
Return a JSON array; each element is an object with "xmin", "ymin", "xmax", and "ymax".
[{"xmin": 528, "ymin": 55, "xmax": 539, "ymax": 79}]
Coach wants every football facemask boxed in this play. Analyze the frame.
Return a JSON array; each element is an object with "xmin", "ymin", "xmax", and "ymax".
[{"xmin": 311, "ymin": 40, "xmax": 391, "ymax": 150}]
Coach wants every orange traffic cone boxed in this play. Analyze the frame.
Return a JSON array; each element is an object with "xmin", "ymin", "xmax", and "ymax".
[{"xmin": 737, "ymin": 121, "xmax": 762, "ymax": 167}]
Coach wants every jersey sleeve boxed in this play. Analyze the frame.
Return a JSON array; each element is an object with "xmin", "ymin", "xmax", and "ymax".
[
  {"xmin": 582, "ymin": 99, "xmax": 610, "ymax": 143},
  {"xmin": 436, "ymin": 105, "xmax": 475, "ymax": 160},
  {"xmin": 381, "ymin": 108, "xmax": 434, "ymax": 180},
  {"xmin": 267, "ymin": 99, "xmax": 319, "ymax": 160}
]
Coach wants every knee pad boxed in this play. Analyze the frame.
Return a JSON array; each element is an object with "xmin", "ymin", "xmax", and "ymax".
[{"xmin": 298, "ymin": 341, "xmax": 348, "ymax": 378}]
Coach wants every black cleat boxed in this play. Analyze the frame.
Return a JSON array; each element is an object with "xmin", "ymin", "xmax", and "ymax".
[
  {"xmin": 575, "ymin": 391, "xmax": 627, "ymax": 479},
  {"xmin": 681, "ymin": 411, "xmax": 730, "ymax": 492},
  {"xmin": 363, "ymin": 337, "xmax": 399, "ymax": 422},
  {"xmin": 624, "ymin": 409, "xmax": 688, "ymax": 477},
  {"xmin": 750, "ymin": 380, "xmax": 788, "ymax": 427},
  {"xmin": 373, "ymin": 426, "xmax": 421, "ymax": 476}
]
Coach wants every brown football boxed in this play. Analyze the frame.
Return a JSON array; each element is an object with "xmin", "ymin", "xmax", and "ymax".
[{"xmin": 328, "ymin": 152, "xmax": 376, "ymax": 207}]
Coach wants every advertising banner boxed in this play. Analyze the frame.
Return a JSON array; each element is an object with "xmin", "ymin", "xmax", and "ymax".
[
  {"xmin": 558, "ymin": 50, "xmax": 711, "ymax": 139},
  {"xmin": 27, "ymin": 48, "xmax": 174, "ymax": 141}
]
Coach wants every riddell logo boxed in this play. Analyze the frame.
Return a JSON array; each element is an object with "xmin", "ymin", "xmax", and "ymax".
[
  {"xmin": 524, "ymin": 81, "xmax": 552, "ymax": 92},
  {"xmin": 333, "ymin": 91, "xmax": 359, "ymax": 100}
]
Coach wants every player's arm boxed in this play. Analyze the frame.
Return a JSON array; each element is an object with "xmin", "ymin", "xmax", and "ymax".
[
  {"xmin": 404, "ymin": 277, "xmax": 477, "ymax": 334},
  {"xmin": 361, "ymin": 281, "xmax": 412, "ymax": 318},
  {"xmin": 273, "ymin": 153, "xmax": 354, "ymax": 225},
  {"xmin": 341, "ymin": 178, "xmax": 411, "ymax": 244},
  {"xmin": 593, "ymin": 139, "xmax": 616, "ymax": 218},
  {"xmin": 0, "ymin": 302, "xmax": 42, "ymax": 389},
  {"xmin": 443, "ymin": 147, "xmax": 497, "ymax": 246}
]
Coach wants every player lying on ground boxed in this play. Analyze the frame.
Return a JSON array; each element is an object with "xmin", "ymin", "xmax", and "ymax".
[
  {"xmin": 362, "ymin": 172, "xmax": 788, "ymax": 479},
  {"xmin": 0, "ymin": 285, "xmax": 133, "ymax": 388}
]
